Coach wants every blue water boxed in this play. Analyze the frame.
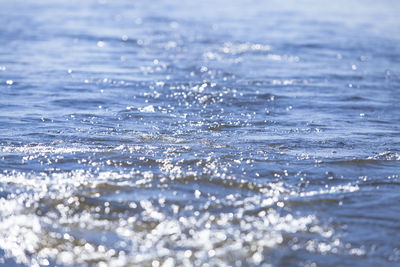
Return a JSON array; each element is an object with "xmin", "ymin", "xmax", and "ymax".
[{"xmin": 1, "ymin": 0, "xmax": 400, "ymax": 266}]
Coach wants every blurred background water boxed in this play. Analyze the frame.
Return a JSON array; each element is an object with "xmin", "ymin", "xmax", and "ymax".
[{"xmin": 0, "ymin": 0, "xmax": 399, "ymax": 266}]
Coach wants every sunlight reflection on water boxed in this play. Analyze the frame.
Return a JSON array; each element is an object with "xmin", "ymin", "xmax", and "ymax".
[{"xmin": 0, "ymin": 0, "xmax": 400, "ymax": 266}]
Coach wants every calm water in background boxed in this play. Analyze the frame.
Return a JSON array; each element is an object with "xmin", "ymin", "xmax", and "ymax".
[{"xmin": 0, "ymin": 0, "xmax": 399, "ymax": 266}]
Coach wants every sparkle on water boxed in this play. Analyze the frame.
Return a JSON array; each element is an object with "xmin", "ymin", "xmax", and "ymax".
[{"xmin": 0, "ymin": 0, "xmax": 400, "ymax": 266}]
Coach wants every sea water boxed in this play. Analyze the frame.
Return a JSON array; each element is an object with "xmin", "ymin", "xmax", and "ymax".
[{"xmin": 0, "ymin": 0, "xmax": 399, "ymax": 266}]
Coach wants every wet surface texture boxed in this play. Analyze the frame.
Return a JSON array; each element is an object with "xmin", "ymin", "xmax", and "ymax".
[{"xmin": 0, "ymin": 0, "xmax": 399, "ymax": 266}]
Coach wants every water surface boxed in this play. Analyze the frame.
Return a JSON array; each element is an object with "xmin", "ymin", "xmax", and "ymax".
[{"xmin": 0, "ymin": 0, "xmax": 400, "ymax": 266}]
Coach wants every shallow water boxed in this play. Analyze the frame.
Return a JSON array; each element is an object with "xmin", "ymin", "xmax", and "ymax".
[{"xmin": 1, "ymin": 0, "xmax": 400, "ymax": 266}]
